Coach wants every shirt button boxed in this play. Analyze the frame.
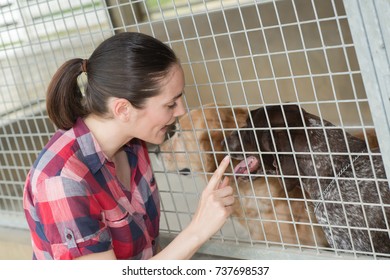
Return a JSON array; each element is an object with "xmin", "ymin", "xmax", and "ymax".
[
  {"xmin": 151, "ymin": 240, "xmax": 156, "ymax": 246},
  {"xmin": 66, "ymin": 233, "xmax": 72, "ymax": 240},
  {"xmin": 150, "ymin": 176, "xmax": 155, "ymax": 185}
]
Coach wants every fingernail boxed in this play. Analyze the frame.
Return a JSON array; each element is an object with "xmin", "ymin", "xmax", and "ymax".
[{"xmin": 223, "ymin": 156, "xmax": 230, "ymax": 162}]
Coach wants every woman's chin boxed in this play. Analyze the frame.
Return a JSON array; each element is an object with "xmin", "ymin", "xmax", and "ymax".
[
  {"xmin": 147, "ymin": 133, "xmax": 166, "ymax": 145},
  {"xmin": 149, "ymin": 139, "xmax": 164, "ymax": 145}
]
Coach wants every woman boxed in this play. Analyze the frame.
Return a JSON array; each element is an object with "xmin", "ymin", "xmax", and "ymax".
[{"xmin": 23, "ymin": 32, "xmax": 234, "ymax": 260}]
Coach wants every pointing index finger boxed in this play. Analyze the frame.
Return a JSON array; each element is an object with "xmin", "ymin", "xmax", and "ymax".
[{"xmin": 207, "ymin": 156, "xmax": 230, "ymax": 191}]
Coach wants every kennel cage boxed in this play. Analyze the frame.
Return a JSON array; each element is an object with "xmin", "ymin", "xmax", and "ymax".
[{"xmin": 0, "ymin": 0, "xmax": 389, "ymax": 259}]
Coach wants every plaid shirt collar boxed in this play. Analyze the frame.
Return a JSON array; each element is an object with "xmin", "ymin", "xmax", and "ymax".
[{"xmin": 73, "ymin": 118, "xmax": 137, "ymax": 174}]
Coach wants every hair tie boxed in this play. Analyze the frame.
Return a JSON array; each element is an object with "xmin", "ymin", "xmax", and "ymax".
[{"xmin": 81, "ymin": 59, "xmax": 88, "ymax": 73}]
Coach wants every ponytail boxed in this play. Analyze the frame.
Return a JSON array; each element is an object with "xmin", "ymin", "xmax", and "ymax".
[{"xmin": 46, "ymin": 58, "xmax": 87, "ymax": 130}]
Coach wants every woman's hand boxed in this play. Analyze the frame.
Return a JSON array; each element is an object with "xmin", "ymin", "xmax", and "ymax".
[
  {"xmin": 151, "ymin": 156, "xmax": 234, "ymax": 260},
  {"xmin": 188, "ymin": 156, "xmax": 234, "ymax": 243}
]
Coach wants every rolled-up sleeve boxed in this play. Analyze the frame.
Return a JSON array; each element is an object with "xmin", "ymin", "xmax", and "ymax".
[{"xmin": 35, "ymin": 176, "xmax": 112, "ymax": 259}]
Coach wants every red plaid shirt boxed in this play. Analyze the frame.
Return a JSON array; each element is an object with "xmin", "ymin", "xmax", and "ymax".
[{"xmin": 23, "ymin": 118, "xmax": 160, "ymax": 260}]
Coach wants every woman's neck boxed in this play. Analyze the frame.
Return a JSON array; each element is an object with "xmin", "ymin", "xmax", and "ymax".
[{"xmin": 83, "ymin": 114, "xmax": 133, "ymax": 161}]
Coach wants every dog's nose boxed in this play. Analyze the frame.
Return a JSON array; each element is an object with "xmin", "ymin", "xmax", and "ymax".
[{"xmin": 179, "ymin": 168, "xmax": 191, "ymax": 175}]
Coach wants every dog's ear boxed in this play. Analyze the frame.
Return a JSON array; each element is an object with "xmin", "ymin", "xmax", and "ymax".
[
  {"xmin": 251, "ymin": 131, "xmax": 274, "ymax": 173},
  {"xmin": 257, "ymin": 105, "xmax": 309, "ymax": 191},
  {"xmin": 271, "ymin": 130, "xmax": 301, "ymax": 192},
  {"xmin": 284, "ymin": 105, "xmax": 306, "ymax": 128}
]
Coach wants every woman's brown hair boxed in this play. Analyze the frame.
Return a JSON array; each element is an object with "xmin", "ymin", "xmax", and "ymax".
[{"xmin": 46, "ymin": 32, "xmax": 178, "ymax": 130}]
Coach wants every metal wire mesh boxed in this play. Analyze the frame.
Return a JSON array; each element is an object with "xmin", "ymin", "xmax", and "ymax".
[{"xmin": 0, "ymin": 0, "xmax": 389, "ymax": 259}]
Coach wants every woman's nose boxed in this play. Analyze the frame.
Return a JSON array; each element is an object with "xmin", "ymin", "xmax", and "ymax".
[{"xmin": 174, "ymin": 98, "xmax": 186, "ymax": 117}]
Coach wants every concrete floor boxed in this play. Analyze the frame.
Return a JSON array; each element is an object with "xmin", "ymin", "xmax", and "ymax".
[
  {"xmin": 0, "ymin": 227, "xmax": 33, "ymax": 260},
  {"xmin": 0, "ymin": 227, "xmax": 235, "ymax": 260}
]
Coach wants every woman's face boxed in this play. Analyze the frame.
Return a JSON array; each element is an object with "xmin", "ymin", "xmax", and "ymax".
[{"xmin": 132, "ymin": 63, "xmax": 186, "ymax": 145}]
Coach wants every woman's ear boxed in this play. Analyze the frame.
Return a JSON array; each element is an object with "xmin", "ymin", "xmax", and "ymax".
[{"xmin": 110, "ymin": 98, "xmax": 131, "ymax": 121}]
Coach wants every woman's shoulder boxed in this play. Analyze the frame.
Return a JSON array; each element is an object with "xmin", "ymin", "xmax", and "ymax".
[{"xmin": 29, "ymin": 127, "xmax": 85, "ymax": 184}]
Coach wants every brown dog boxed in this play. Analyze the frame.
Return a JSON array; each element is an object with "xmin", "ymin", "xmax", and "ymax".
[{"xmin": 158, "ymin": 104, "xmax": 328, "ymax": 247}]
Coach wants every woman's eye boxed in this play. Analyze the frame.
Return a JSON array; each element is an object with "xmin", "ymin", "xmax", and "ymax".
[{"xmin": 168, "ymin": 102, "xmax": 177, "ymax": 109}]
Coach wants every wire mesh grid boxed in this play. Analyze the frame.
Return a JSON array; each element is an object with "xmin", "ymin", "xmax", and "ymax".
[
  {"xmin": 0, "ymin": 0, "xmax": 389, "ymax": 259},
  {"xmin": 0, "ymin": 0, "xmax": 110, "ymax": 227}
]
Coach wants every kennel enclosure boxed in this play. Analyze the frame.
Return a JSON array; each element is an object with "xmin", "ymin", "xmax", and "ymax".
[{"xmin": 0, "ymin": 0, "xmax": 389, "ymax": 259}]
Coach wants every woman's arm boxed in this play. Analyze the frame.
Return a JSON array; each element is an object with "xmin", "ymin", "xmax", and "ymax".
[
  {"xmin": 75, "ymin": 249, "xmax": 117, "ymax": 260},
  {"xmin": 76, "ymin": 156, "xmax": 233, "ymax": 260}
]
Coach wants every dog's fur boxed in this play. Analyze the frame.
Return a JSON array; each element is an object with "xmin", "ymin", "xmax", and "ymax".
[
  {"xmin": 159, "ymin": 104, "xmax": 328, "ymax": 246},
  {"xmin": 224, "ymin": 104, "xmax": 390, "ymax": 254}
]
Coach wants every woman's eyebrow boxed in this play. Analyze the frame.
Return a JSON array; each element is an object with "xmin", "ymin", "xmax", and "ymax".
[{"xmin": 170, "ymin": 92, "xmax": 183, "ymax": 102}]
